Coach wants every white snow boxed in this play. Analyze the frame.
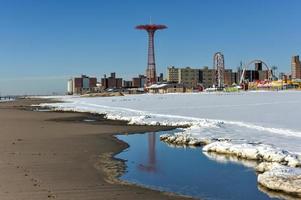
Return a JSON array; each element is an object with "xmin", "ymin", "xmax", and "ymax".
[
  {"xmin": 0, "ymin": 99, "xmax": 15, "ymax": 102},
  {"xmin": 256, "ymin": 162, "xmax": 301, "ymax": 195},
  {"xmin": 40, "ymin": 92, "xmax": 301, "ymax": 152},
  {"xmin": 202, "ymin": 141, "xmax": 301, "ymax": 167},
  {"xmin": 147, "ymin": 83, "xmax": 168, "ymax": 89},
  {"xmin": 38, "ymin": 91, "xmax": 301, "ymax": 194}
]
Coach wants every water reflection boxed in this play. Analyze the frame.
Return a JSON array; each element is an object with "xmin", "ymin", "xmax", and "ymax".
[
  {"xmin": 258, "ymin": 185, "xmax": 300, "ymax": 200},
  {"xmin": 203, "ymin": 151, "xmax": 260, "ymax": 169},
  {"xmin": 138, "ymin": 132, "xmax": 157, "ymax": 172},
  {"xmin": 203, "ymin": 152, "xmax": 301, "ymax": 200},
  {"xmin": 116, "ymin": 132, "xmax": 282, "ymax": 200}
]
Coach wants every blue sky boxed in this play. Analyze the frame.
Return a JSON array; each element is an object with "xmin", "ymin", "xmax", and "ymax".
[{"xmin": 0, "ymin": 0, "xmax": 300, "ymax": 95}]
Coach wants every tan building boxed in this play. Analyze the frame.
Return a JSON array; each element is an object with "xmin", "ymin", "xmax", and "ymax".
[
  {"xmin": 178, "ymin": 67, "xmax": 200, "ymax": 88},
  {"xmin": 167, "ymin": 66, "xmax": 238, "ymax": 89},
  {"xmin": 167, "ymin": 66, "xmax": 200, "ymax": 88},
  {"xmin": 291, "ymin": 55, "xmax": 301, "ymax": 79},
  {"xmin": 167, "ymin": 66, "xmax": 179, "ymax": 83},
  {"xmin": 200, "ymin": 67, "xmax": 215, "ymax": 88}
]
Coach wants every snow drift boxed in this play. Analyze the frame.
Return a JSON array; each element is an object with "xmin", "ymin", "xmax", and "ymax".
[
  {"xmin": 256, "ymin": 162, "xmax": 301, "ymax": 195},
  {"xmin": 38, "ymin": 92, "xmax": 301, "ymax": 195}
]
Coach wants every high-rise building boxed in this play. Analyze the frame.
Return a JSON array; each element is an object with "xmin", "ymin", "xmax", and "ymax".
[
  {"xmin": 132, "ymin": 75, "xmax": 147, "ymax": 88},
  {"xmin": 157, "ymin": 73, "xmax": 164, "ymax": 82},
  {"xmin": 291, "ymin": 55, "xmax": 301, "ymax": 79},
  {"xmin": 178, "ymin": 67, "xmax": 200, "ymax": 88},
  {"xmin": 167, "ymin": 66, "xmax": 200, "ymax": 88},
  {"xmin": 200, "ymin": 67, "xmax": 215, "ymax": 88},
  {"xmin": 166, "ymin": 66, "xmax": 238, "ymax": 89},
  {"xmin": 132, "ymin": 78, "xmax": 141, "ymax": 88},
  {"xmin": 71, "ymin": 75, "xmax": 97, "ymax": 95},
  {"xmin": 122, "ymin": 80, "xmax": 133, "ymax": 88},
  {"xmin": 101, "ymin": 73, "xmax": 123, "ymax": 89}
]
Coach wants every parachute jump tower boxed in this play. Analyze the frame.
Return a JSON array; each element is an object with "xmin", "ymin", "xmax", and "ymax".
[{"xmin": 136, "ymin": 24, "xmax": 167, "ymax": 85}]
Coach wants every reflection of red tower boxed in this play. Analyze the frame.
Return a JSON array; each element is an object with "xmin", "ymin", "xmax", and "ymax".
[
  {"xmin": 136, "ymin": 24, "xmax": 167, "ymax": 85},
  {"xmin": 148, "ymin": 132, "xmax": 156, "ymax": 166},
  {"xmin": 138, "ymin": 132, "xmax": 157, "ymax": 172}
]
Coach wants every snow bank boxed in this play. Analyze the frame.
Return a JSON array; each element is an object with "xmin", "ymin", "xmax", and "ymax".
[
  {"xmin": 256, "ymin": 162, "xmax": 301, "ymax": 195},
  {"xmin": 161, "ymin": 130, "xmax": 301, "ymax": 196},
  {"xmin": 0, "ymin": 99, "xmax": 15, "ymax": 103},
  {"xmin": 203, "ymin": 141, "xmax": 301, "ymax": 167},
  {"xmin": 37, "ymin": 92, "xmax": 301, "ymax": 195},
  {"xmin": 159, "ymin": 133, "xmax": 214, "ymax": 146}
]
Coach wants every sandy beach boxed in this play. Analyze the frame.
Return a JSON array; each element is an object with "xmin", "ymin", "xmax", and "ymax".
[{"xmin": 0, "ymin": 98, "xmax": 191, "ymax": 200}]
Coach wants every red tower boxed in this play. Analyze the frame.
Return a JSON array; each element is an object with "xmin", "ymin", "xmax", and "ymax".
[{"xmin": 136, "ymin": 24, "xmax": 167, "ymax": 85}]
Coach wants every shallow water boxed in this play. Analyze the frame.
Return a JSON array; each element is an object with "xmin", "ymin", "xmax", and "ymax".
[{"xmin": 115, "ymin": 131, "xmax": 282, "ymax": 200}]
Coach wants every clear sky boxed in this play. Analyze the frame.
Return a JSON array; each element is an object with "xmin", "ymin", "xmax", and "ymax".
[{"xmin": 0, "ymin": 0, "xmax": 300, "ymax": 95}]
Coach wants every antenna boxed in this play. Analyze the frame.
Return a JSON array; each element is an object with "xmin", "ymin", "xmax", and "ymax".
[{"xmin": 149, "ymin": 16, "xmax": 152, "ymax": 24}]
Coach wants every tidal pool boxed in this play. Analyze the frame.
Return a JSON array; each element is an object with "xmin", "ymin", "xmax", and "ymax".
[{"xmin": 115, "ymin": 131, "xmax": 287, "ymax": 200}]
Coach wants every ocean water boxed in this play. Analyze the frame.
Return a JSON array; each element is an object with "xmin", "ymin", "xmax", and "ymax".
[{"xmin": 115, "ymin": 132, "xmax": 283, "ymax": 200}]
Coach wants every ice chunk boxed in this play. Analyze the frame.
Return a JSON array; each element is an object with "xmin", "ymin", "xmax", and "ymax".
[
  {"xmin": 257, "ymin": 162, "xmax": 301, "ymax": 195},
  {"xmin": 203, "ymin": 141, "xmax": 301, "ymax": 167}
]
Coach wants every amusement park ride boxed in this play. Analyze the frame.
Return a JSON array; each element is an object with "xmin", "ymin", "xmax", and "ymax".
[
  {"xmin": 136, "ymin": 23, "xmax": 167, "ymax": 86},
  {"xmin": 213, "ymin": 52, "xmax": 274, "ymax": 90},
  {"xmin": 213, "ymin": 52, "xmax": 225, "ymax": 89},
  {"xmin": 239, "ymin": 60, "xmax": 273, "ymax": 84}
]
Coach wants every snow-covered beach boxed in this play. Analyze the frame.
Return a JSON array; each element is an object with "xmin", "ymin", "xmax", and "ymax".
[
  {"xmin": 0, "ymin": 98, "xmax": 15, "ymax": 103},
  {"xmin": 39, "ymin": 91, "xmax": 301, "ymax": 196}
]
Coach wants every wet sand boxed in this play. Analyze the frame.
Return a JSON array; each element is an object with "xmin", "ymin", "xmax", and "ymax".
[{"xmin": 0, "ymin": 99, "xmax": 192, "ymax": 200}]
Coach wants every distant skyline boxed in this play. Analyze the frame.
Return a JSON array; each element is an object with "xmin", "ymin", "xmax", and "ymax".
[{"xmin": 0, "ymin": 0, "xmax": 301, "ymax": 95}]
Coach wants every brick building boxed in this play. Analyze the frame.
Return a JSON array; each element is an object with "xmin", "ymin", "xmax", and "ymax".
[
  {"xmin": 101, "ymin": 73, "xmax": 123, "ymax": 89},
  {"xmin": 70, "ymin": 75, "xmax": 97, "ymax": 95},
  {"xmin": 292, "ymin": 55, "xmax": 301, "ymax": 79}
]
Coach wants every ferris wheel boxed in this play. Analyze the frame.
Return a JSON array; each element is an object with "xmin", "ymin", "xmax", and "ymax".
[{"xmin": 213, "ymin": 52, "xmax": 225, "ymax": 88}]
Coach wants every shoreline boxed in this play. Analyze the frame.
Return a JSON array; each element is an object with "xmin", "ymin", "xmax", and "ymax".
[
  {"xmin": 34, "ymin": 95, "xmax": 301, "ymax": 198},
  {"xmin": 0, "ymin": 98, "xmax": 193, "ymax": 200},
  {"xmin": 99, "ymin": 135, "xmax": 195, "ymax": 200}
]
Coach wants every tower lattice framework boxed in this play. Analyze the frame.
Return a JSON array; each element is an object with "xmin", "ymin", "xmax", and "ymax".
[{"xmin": 136, "ymin": 24, "xmax": 167, "ymax": 86}]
